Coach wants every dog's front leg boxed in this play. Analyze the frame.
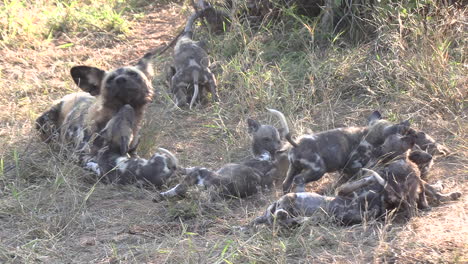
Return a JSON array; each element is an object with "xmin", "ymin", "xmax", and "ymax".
[{"xmin": 283, "ymin": 164, "xmax": 301, "ymax": 194}]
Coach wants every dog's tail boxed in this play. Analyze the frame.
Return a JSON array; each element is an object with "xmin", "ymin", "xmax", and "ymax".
[
  {"xmin": 267, "ymin": 108, "xmax": 298, "ymax": 148},
  {"xmin": 361, "ymin": 168, "xmax": 386, "ymax": 186},
  {"xmin": 158, "ymin": 148, "xmax": 178, "ymax": 167},
  {"xmin": 189, "ymin": 70, "xmax": 200, "ymax": 110}
]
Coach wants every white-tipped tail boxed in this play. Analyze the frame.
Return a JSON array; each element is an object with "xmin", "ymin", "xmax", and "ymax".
[
  {"xmin": 189, "ymin": 71, "xmax": 200, "ymax": 110},
  {"xmin": 267, "ymin": 108, "xmax": 289, "ymax": 135},
  {"xmin": 361, "ymin": 168, "xmax": 386, "ymax": 186},
  {"xmin": 158, "ymin": 148, "xmax": 178, "ymax": 167}
]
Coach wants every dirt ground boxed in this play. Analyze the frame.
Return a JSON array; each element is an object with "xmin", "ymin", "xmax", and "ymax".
[{"xmin": 0, "ymin": 1, "xmax": 467, "ymax": 263}]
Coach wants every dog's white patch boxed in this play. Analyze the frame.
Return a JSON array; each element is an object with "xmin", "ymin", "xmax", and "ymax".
[
  {"xmin": 161, "ymin": 158, "xmax": 170, "ymax": 175},
  {"xmin": 176, "ymin": 81, "xmax": 190, "ymax": 87},
  {"xmin": 196, "ymin": 175, "xmax": 205, "ymax": 186},
  {"xmin": 138, "ymin": 158, "xmax": 149, "ymax": 166},
  {"xmin": 188, "ymin": 59, "xmax": 201, "ymax": 68},
  {"xmin": 300, "ymin": 158, "xmax": 321, "ymax": 172},
  {"xmin": 351, "ymin": 160, "xmax": 362, "ymax": 168},
  {"xmin": 161, "ymin": 184, "xmax": 180, "ymax": 197},
  {"xmin": 295, "ymin": 192, "xmax": 311, "ymax": 199},
  {"xmin": 302, "ymin": 135, "xmax": 317, "ymax": 141},
  {"xmin": 259, "ymin": 151, "xmax": 271, "ymax": 161},
  {"xmin": 85, "ymin": 161, "xmax": 101, "ymax": 175},
  {"xmin": 115, "ymin": 157, "xmax": 129, "ymax": 172}
]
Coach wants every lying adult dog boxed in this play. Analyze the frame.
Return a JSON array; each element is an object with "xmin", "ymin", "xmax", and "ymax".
[
  {"xmin": 90, "ymin": 104, "xmax": 178, "ymax": 186},
  {"xmin": 267, "ymin": 109, "xmax": 411, "ymax": 193},
  {"xmin": 159, "ymin": 164, "xmax": 262, "ymax": 199},
  {"xmin": 35, "ymin": 52, "xmax": 154, "ymax": 160},
  {"xmin": 168, "ymin": 9, "xmax": 218, "ymax": 109}
]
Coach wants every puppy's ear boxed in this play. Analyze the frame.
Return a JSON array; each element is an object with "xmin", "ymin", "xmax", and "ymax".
[
  {"xmin": 70, "ymin": 66, "xmax": 106, "ymax": 96},
  {"xmin": 247, "ymin": 118, "xmax": 260, "ymax": 134},
  {"xmin": 135, "ymin": 52, "xmax": 154, "ymax": 79},
  {"xmin": 367, "ymin": 111, "xmax": 382, "ymax": 125},
  {"xmin": 400, "ymin": 119, "xmax": 411, "ymax": 127}
]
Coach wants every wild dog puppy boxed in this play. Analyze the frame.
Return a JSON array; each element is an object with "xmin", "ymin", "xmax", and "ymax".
[
  {"xmin": 192, "ymin": 0, "xmax": 231, "ymax": 34},
  {"xmin": 267, "ymin": 109, "xmax": 411, "ymax": 194},
  {"xmin": 94, "ymin": 105, "xmax": 178, "ymax": 186},
  {"xmin": 35, "ymin": 52, "xmax": 154, "ymax": 160},
  {"xmin": 241, "ymin": 114, "xmax": 290, "ymax": 187},
  {"xmin": 254, "ymin": 169, "xmax": 387, "ymax": 227},
  {"xmin": 168, "ymin": 9, "xmax": 218, "ymax": 109},
  {"xmin": 368, "ymin": 133, "xmax": 461, "ymax": 217},
  {"xmin": 255, "ymin": 147, "xmax": 461, "ymax": 227},
  {"xmin": 159, "ymin": 163, "xmax": 262, "ymax": 199}
]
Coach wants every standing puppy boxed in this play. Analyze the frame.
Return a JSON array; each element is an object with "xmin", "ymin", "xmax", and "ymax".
[
  {"xmin": 267, "ymin": 109, "xmax": 412, "ymax": 194},
  {"xmin": 169, "ymin": 9, "xmax": 218, "ymax": 109},
  {"xmin": 36, "ymin": 52, "xmax": 155, "ymax": 160}
]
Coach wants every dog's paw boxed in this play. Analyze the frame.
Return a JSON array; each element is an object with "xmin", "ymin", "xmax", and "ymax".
[
  {"xmin": 85, "ymin": 161, "xmax": 101, "ymax": 175},
  {"xmin": 449, "ymin": 192, "xmax": 462, "ymax": 200}
]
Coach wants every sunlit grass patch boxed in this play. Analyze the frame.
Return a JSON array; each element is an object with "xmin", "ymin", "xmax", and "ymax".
[{"xmin": 0, "ymin": 0, "xmax": 135, "ymax": 48}]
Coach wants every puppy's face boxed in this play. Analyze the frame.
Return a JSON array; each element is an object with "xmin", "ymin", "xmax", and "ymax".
[
  {"xmin": 182, "ymin": 167, "xmax": 214, "ymax": 186},
  {"xmin": 247, "ymin": 118, "xmax": 282, "ymax": 159},
  {"xmin": 70, "ymin": 54, "xmax": 154, "ymax": 108},
  {"xmin": 374, "ymin": 133, "xmax": 416, "ymax": 160}
]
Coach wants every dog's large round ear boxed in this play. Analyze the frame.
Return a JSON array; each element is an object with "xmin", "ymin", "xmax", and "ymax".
[
  {"xmin": 247, "ymin": 118, "xmax": 260, "ymax": 134},
  {"xmin": 135, "ymin": 52, "xmax": 155, "ymax": 79},
  {"xmin": 367, "ymin": 111, "xmax": 382, "ymax": 125},
  {"xmin": 70, "ymin": 66, "xmax": 106, "ymax": 96}
]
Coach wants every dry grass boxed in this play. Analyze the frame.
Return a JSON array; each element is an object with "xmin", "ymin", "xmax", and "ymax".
[{"xmin": 0, "ymin": 0, "xmax": 467, "ymax": 263}]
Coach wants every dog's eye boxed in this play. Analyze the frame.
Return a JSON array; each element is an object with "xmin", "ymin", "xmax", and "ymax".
[
  {"xmin": 128, "ymin": 71, "xmax": 139, "ymax": 78},
  {"xmin": 106, "ymin": 75, "xmax": 115, "ymax": 82},
  {"xmin": 263, "ymin": 138, "xmax": 271, "ymax": 142}
]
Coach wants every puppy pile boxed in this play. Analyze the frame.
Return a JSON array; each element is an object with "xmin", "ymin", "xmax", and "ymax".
[{"xmin": 35, "ymin": 7, "xmax": 461, "ymax": 229}]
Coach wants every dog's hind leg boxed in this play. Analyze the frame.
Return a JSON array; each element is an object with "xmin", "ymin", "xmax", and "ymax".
[
  {"xmin": 423, "ymin": 181, "xmax": 461, "ymax": 203},
  {"xmin": 336, "ymin": 173, "xmax": 385, "ymax": 197}
]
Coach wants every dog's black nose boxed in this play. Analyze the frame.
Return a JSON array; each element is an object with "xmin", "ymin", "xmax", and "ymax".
[{"xmin": 115, "ymin": 76, "xmax": 127, "ymax": 84}]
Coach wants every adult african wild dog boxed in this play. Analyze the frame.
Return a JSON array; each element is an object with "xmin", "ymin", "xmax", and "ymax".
[
  {"xmin": 267, "ymin": 109, "xmax": 412, "ymax": 194},
  {"xmin": 35, "ymin": 52, "xmax": 154, "ymax": 161},
  {"xmin": 168, "ymin": 8, "xmax": 218, "ymax": 109}
]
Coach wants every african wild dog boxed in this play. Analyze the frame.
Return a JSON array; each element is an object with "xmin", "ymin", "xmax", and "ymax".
[
  {"xmin": 159, "ymin": 163, "xmax": 262, "ymax": 199},
  {"xmin": 254, "ymin": 134, "xmax": 461, "ymax": 227},
  {"xmin": 240, "ymin": 114, "xmax": 290, "ymax": 187},
  {"xmin": 92, "ymin": 104, "xmax": 178, "ymax": 186},
  {"xmin": 254, "ymin": 169, "xmax": 387, "ymax": 227},
  {"xmin": 267, "ymin": 109, "xmax": 411, "ymax": 193},
  {"xmin": 168, "ymin": 9, "xmax": 218, "ymax": 109},
  {"xmin": 35, "ymin": 52, "xmax": 155, "ymax": 160}
]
